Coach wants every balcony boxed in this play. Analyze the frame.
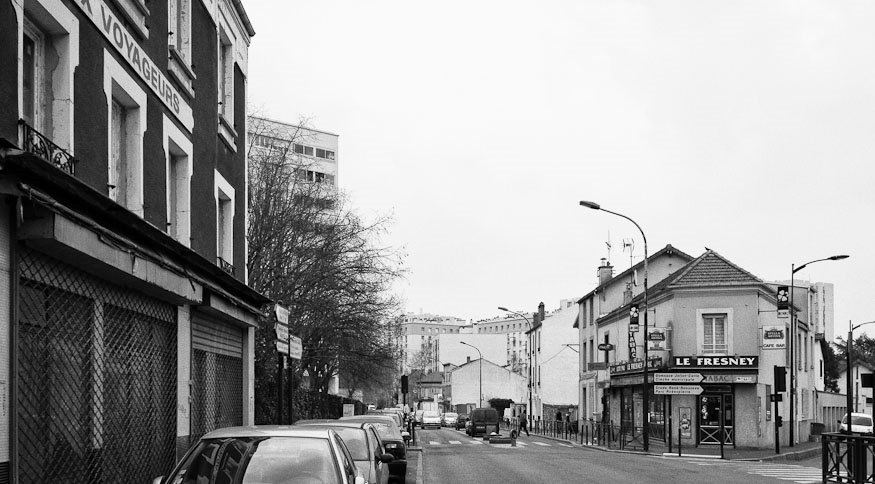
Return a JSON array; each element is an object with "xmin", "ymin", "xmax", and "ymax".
[
  {"xmin": 217, "ymin": 256, "xmax": 235, "ymax": 275},
  {"xmin": 18, "ymin": 120, "xmax": 77, "ymax": 175}
]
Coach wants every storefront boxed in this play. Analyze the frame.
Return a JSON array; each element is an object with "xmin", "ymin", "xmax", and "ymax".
[
  {"xmin": 608, "ymin": 357, "xmax": 665, "ymax": 440},
  {"xmin": 663, "ymin": 355, "xmax": 759, "ymax": 447}
]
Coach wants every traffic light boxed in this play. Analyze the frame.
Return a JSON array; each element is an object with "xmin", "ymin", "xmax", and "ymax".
[
  {"xmin": 401, "ymin": 375, "xmax": 408, "ymax": 394},
  {"xmin": 774, "ymin": 365, "xmax": 787, "ymax": 393},
  {"xmin": 776, "ymin": 415, "xmax": 783, "ymax": 427}
]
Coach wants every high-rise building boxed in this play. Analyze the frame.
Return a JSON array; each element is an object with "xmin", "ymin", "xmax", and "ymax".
[{"xmin": 248, "ymin": 116, "xmax": 339, "ymax": 187}]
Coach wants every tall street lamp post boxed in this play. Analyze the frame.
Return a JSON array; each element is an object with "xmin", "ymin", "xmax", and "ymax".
[
  {"xmin": 846, "ymin": 320, "xmax": 875, "ymax": 431},
  {"xmin": 460, "ymin": 341, "xmax": 483, "ymax": 408},
  {"xmin": 789, "ymin": 254, "xmax": 849, "ymax": 446},
  {"xmin": 579, "ymin": 200, "xmax": 650, "ymax": 452},
  {"xmin": 499, "ymin": 307, "xmax": 533, "ymax": 419}
]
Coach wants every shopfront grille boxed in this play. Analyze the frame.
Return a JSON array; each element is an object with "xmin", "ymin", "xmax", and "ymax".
[
  {"xmin": 16, "ymin": 247, "xmax": 177, "ymax": 483},
  {"xmin": 190, "ymin": 317, "xmax": 244, "ymax": 442}
]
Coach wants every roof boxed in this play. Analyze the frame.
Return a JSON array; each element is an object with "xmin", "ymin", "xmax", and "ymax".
[
  {"xmin": 596, "ymin": 249, "xmax": 773, "ymax": 324},
  {"xmin": 408, "ymin": 370, "xmax": 443, "ymax": 384},
  {"xmin": 576, "ymin": 244, "xmax": 695, "ymax": 304},
  {"xmin": 202, "ymin": 425, "xmax": 334, "ymax": 439}
]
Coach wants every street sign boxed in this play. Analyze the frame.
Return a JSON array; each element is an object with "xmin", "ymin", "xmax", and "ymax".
[
  {"xmin": 654, "ymin": 373, "xmax": 704, "ymax": 384},
  {"xmin": 276, "ymin": 322, "xmax": 289, "ymax": 341},
  {"xmin": 275, "ymin": 304, "xmax": 289, "ymax": 324},
  {"xmin": 598, "ymin": 343, "xmax": 614, "ymax": 351},
  {"xmin": 289, "ymin": 335, "xmax": 303, "ymax": 360},
  {"xmin": 654, "ymin": 384, "xmax": 704, "ymax": 395},
  {"xmin": 276, "ymin": 340, "xmax": 290, "ymax": 355}
]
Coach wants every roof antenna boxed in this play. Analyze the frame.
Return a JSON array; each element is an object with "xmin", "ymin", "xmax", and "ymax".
[{"xmin": 605, "ymin": 231, "xmax": 612, "ymax": 263}]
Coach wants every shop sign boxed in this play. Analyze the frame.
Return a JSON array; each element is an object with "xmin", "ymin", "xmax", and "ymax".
[
  {"xmin": 647, "ymin": 327, "xmax": 669, "ymax": 352},
  {"xmin": 673, "ymin": 356, "xmax": 758, "ymax": 368},
  {"xmin": 762, "ymin": 325, "xmax": 786, "ymax": 350},
  {"xmin": 588, "ymin": 362, "xmax": 608, "ymax": 371},
  {"xmin": 580, "ymin": 371, "xmax": 598, "ymax": 380},
  {"xmin": 72, "ymin": 0, "xmax": 194, "ymax": 131},
  {"xmin": 702, "ymin": 374, "xmax": 757, "ymax": 384},
  {"xmin": 610, "ymin": 357, "xmax": 663, "ymax": 376}
]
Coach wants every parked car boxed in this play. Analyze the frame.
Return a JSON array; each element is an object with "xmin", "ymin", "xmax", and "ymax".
[
  {"xmin": 840, "ymin": 413, "xmax": 874, "ymax": 435},
  {"xmin": 152, "ymin": 426, "xmax": 365, "ymax": 484},
  {"xmin": 421, "ymin": 410, "xmax": 441, "ymax": 429},
  {"xmin": 294, "ymin": 421, "xmax": 394, "ymax": 484},
  {"xmin": 442, "ymin": 412, "xmax": 459, "ymax": 427},
  {"xmin": 467, "ymin": 407, "xmax": 500, "ymax": 437},
  {"xmin": 341, "ymin": 415, "xmax": 408, "ymax": 484},
  {"xmin": 455, "ymin": 414, "xmax": 468, "ymax": 430}
]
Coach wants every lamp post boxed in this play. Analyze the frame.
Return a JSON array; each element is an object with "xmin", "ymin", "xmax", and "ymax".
[
  {"xmin": 498, "ymin": 307, "xmax": 533, "ymax": 418},
  {"xmin": 460, "ymin": 341, "xmax": 483, "ymax": 407},
  {"xmin": 789, "ymin": 254, "xmax": 849, "ymax": 446},
  {"xmin": 846, "ymin": 320, "xmax": 875, "ymax": 431},
  {"xmin": 580, "ymin": 200, "xmax": 650, "ymax": 451}
]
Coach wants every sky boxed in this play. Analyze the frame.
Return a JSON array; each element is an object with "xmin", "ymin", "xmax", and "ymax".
[{"xmin": 244, "ymin": 1, "xmax": 875, "ymax": 336}]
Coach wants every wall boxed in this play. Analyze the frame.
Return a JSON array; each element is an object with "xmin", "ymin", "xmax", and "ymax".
[
  {"xmin": 536, "ymin": 305, "xmax": 578, "ymax": 407},
  {"xmin": 451, "ymin": 359, "xmax": 526, "ymax": 407}
]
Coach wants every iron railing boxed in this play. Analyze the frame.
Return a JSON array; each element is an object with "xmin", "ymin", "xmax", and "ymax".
[
  {"xmin": 18, "ymin": 119, "xmax": 78, "ymax": 175},
  {"xmin": 217, "ymin": 256, "xmax": 234, "ymax": 275},
  {"xmin": 823, "ymin": 432, "xmax": 875, "ymax": 483}
]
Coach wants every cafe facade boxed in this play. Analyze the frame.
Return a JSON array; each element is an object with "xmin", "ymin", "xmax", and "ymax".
[{"xmin": 585, "ymin": 249, "xmax": 821, "ymax": 449}]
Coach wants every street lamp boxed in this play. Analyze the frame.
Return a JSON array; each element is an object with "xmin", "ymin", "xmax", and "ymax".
[
  {"xmin": 580, "ymin": 200, "xmax": 651, "ymax": 452},
  {"xmin": 789, "ymin": 254, "xmax": 849, "ymax": 446},
  {"xmin": 460, "ymin": 341, "xmax": 483, "ymax": 408},
  {"xmin": 498, "ymin": 307, "xmax": 533, "ymax": 418}
]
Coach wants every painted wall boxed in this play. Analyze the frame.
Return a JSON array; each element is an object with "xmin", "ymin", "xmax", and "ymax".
[
  {"xmin": 451, "ymin": 359, "xmax": 526, "ymax": 407},
  {"xmin": 534, "ymin": 305, "xmax": 578, "ymax": 408}
]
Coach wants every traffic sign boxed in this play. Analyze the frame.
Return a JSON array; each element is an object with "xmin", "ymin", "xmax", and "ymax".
[
  {"xmin": 654, "ymin": 373, "xmax": 704, "ymax": 384},
  {"xmin": 276, "ymin": 323, "xmax": 289, "ymax": 341},
  {"xmin": 289, "ymin": 335, "xmax": 303, "ymax": 360},
  {"xmin": 276, "ymin": 340, "xmax": 290, "ymax": 355},
  {"xmin": 654, "ymin": 384, "xmax": 704, "ymax": 395},
  {"xmin": 598, "ymin": 343, "xmax": 614, "ymax": 351}
]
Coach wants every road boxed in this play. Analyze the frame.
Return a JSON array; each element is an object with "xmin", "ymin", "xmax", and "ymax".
[{"xmin": 412, "ymin": 427, "xmax": 823, "ymax": 484}]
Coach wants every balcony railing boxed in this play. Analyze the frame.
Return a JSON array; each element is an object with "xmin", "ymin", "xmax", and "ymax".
[
  {"xmin": 217, "ymin": 256, "xmax": 234, "ymax": 275},
  {"xmin": 18, "ymin": 119, "xmax": 77, "ymax": 175}
]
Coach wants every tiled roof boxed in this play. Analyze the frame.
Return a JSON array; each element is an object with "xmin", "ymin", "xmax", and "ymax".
[{"xmin": 669, "ymin": 250, "xmax": 763, "ymax": 287}]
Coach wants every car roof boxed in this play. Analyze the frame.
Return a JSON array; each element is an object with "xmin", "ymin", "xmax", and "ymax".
[
  {"xmin": 201, "ymin": 425, "xmax": 336, "ymax": 440},
  {"xmin": 342, "ymin": 415, "xmax": 398, "ymax": 425},
  {"xmin": 295, "ymin": 421, "xmax": 369, "ymax": 430}
]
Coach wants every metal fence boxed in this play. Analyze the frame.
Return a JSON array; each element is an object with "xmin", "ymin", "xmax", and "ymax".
[
  {"xmin": 823, "ymin": 432, "xmax": 875, "ymax": 483},
  {"xmin": 16, "ymin": 247, "xmax": 177, "ymax": 483}
]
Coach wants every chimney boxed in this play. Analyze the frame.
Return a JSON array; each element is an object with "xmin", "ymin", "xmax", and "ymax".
[
  {"xmin": 598, "ymin": 258, "xmax": 613, "ymax": 285},
  {"xmin": 467, "ymin": 356, "xmax": 471, "ymax": 363},
  {"xmin": 538, "ymin": 302, "xmax": 545, "ymax": 322}
]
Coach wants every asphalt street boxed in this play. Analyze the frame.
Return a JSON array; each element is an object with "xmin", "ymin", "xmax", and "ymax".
[{"xmin": 412, "ymin": 427, "xmax": 823, "ymax": 484}]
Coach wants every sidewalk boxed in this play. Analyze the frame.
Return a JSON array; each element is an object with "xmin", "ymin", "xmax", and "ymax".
[{"xmin": 520, "ymin": 429, "xmax": 822, "ymax": 462}]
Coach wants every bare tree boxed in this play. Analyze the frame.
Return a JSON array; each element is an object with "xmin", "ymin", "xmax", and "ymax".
[{"xmin": 247, "ymin": 114, "xmax": 405, "ymax": 420}]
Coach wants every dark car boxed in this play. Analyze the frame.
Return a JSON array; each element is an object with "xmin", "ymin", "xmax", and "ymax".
[
  {"xmin": 341, "ymin": 415, "xmax": 407, "ymax": 484},
  {"xmin": 467, "ymin": 407, "xmax": 500, "ymax": 437},
  {"xmin": 454, "ymin": 414, "xmax": 468, "ymax": 430},
  {"xmin": 294, "ymin": 421, "xmax": 394, "ymax": 484}
]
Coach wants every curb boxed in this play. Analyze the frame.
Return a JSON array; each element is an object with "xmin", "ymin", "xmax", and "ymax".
[{"xmin": 736, "ymin": 446, "xmax": 821, "ymax": 462}]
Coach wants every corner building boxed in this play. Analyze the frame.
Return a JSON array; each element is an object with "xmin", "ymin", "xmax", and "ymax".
[{"xmin": 0, "ymin": 0, "xmax": 268, "ymax": 481}]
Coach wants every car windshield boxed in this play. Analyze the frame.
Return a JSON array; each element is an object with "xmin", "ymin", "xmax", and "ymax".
[
  {"xmin": 168, "ymin": 436, "xmax": 341, "ymax": 484},
  {"xmin": 341, "ymin": 417, "xmax": 403, "ymax": 440},
  {"xmin": 424, "ymin": 411, "xmax": 439, "ymax": 418},
  {"xmin": 331, "ymin": 428, "xmax": 368, "ymax": 460},
  {"xmin": 849, "ymin": 415, "xmax": 873, "ymax": 426},
  {"xmin": 445, "ymin": 413, "xmax": 458, "ymax": 418}
]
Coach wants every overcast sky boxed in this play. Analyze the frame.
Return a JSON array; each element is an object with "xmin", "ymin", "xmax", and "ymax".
[{"xmin": 245, "ymin": 1, "xmax": 874, "ymax": 335}]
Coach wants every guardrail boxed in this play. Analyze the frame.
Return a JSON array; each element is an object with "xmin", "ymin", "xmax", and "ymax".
[{"xmin": 823, "ymin": 432, "xmax": 875, "ymax": 483}]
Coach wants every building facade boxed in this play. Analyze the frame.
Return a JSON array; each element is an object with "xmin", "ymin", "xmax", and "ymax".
[
  {"xmin": 450, "ymin": 358, "xmax": 527, "ymax": 413},
  {"xmin": 248, "ymin": 116, "xmax": 339, "ymax": 186},
  {"xmin": 529, "ymin": 299, "xmax": 579, "ymax": 421},
  {"xmin": 398, "ymin": 312, "xmax": 466, "ymax": 373},
  {"xmin": 0, "ymin": 0, "xmax": 267, "ymax": 481},
  {"xmin": 578, "ymin": 247, "xmax": 834, "ymax": 449}
]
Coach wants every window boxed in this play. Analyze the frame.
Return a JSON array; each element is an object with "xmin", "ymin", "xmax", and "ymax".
[
  {"xmin": 20, "ymin": 4, "xmax": 78, "ymax": 154},
  {"xmin": 217, "ymin": 26, "xmax": 236, "ymax": 149},
  {"xmin": 105, "ymin": 50, "xmax": 146, "ymax": 215},
  {"xmin": 702, "ymin": 314, "xmax": 727, "ymax": 354},
  {"xmin": 215, "ymin": 171, "xmax": 235, "ymax": 271},
  {"xmin": 168, "ymin": 0, "xmax": 195, "ymax": 95},
  {"xmin": 165, "ymin": 117, "xmax": 192, "ymax": 245}
]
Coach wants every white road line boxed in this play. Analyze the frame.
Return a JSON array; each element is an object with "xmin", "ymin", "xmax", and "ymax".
[
  {"xmin": 429, "ymin": 441, "xmax": 440, "ymax": 445},
  {"xmin": 449, "ymin": 440, "xmax": 462, "ymax": 445},
  {"xmin": 469, "ymin": 440, "xmax": 483, "ymax": 444},
  {"xmin": 516, "ymin": 441, "xmax": 528, "ymax": 446},
  {"xmin": 559, "ymin": 443, "xmax": 573, "ymax": 448},
  {"xmin": 533, "ymin": 442, "xmax": 551, "ymax": 446}
]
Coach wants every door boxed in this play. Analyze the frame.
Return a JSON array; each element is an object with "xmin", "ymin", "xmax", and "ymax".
[{"xmin": 698, "ymin": 391, "xmax": 734, "ymax": 445}]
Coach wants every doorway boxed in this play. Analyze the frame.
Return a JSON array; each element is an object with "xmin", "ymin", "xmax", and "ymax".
[{"xmin": 698, "ymin": 389, "xmax": 734, "ymax": 445}]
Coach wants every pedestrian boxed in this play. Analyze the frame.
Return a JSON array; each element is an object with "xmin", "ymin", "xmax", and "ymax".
[
  {"xmin": 556, "ymin": 411, "xmax": 562, "ymax": 422},
  {"xmin": 519, "ymin": 410, "xmax": 530, "ymax": 436}
]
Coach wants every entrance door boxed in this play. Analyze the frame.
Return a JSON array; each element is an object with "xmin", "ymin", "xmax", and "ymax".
[{"xmin": 698, "ymin": 392, "xmax": 734, "ymax": 445}]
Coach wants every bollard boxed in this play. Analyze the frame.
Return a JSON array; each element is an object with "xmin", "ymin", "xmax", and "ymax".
[{"xmin": 678, "ymin": 427, "xmax": 682, "ymax": 457}]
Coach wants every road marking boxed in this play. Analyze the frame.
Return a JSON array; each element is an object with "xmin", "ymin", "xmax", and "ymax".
[
  {"xmin": 533, "ymin": 442, "xmax": 551, "ymax": 446},
  {"xmin": 559, "ymin": 443, "xmax": 573, "ymax": 447},
  {"xmin": 469, "ymin": 440, "xmax": 483, "ymax": 444},
  {"xmin": 516, "ymin": 441, "xmax": 528, "ymax": 446},
  {"xmin": 449, "ymin": 441, "xmax": 462, "ymax": 445},
  {"xmin": 429, "ymin": 441, "xmax": 440, "ymax": 445}
]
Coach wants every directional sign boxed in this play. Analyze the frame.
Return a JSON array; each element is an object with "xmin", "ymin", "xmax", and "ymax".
[
  {"xmin": 276, "ymin": 340, "xmax": 290, "ymax": 355},
  {"xmin": 598, "ymin": 343, "xmax": 614, "ymax": 351},
  {"xmin": 288, "ymin": 335, "xmax": 303, "ymax": 360},
  {"xmin": 276, "ymin": 323, "xmax": 289, "ymax": 341},
  {"xmin": 655, "ymin": 384, "xmax": 704, "ymax": 395},
  {"xmin": 654, "ymin": 373, "xmax": 704, "ymax": 384}
]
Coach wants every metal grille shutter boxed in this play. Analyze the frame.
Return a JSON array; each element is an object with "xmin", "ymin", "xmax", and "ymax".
[
  {"xmin": 192, "ymin": 315, "xmax": 243, "ymax": 357},
  {"xmin": 190, "ymin": 315, "xmax": 243, "ymax": 442}
]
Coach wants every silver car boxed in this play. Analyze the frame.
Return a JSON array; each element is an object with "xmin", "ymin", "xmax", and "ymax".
[
  {"xmin": 153, "ymin": 426, "xmax": 366, "ymax": 484},
  {"xmin": 295, "ymin": 421, "xmax": 394, "ymax": 484}
]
